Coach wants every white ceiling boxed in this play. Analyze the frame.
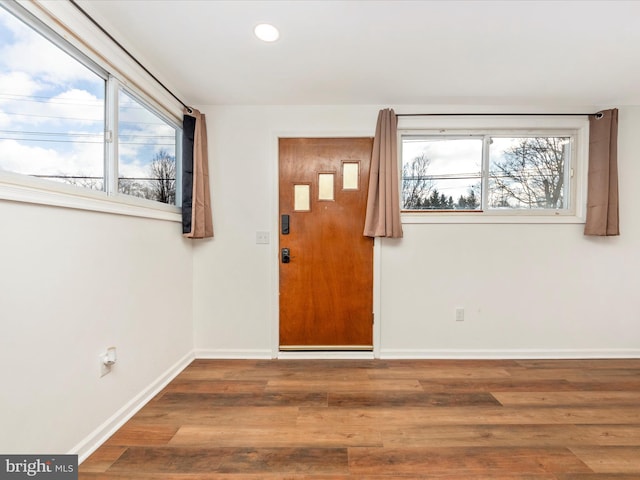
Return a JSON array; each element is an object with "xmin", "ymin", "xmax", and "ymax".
[{"xmin": 77, "ymin": 0, "xmax": 640, "ymax": 107}]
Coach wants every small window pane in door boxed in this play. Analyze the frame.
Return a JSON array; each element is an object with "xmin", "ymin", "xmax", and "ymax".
[
  {"xmin": 294, "ymin": 184, "xmax": 310, "ymax": 211},
  {"xmin": 318, "ymin": 173, "xmax": 334, "ymax": 201},
  {"xmin": 343, "ymin": 162, "xmax": 359, "ymax": 190}
]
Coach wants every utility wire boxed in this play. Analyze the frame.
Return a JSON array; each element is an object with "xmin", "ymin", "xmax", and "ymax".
[{"xmin": 69, "ymin": 0, "xmax": 192, "ymax": 113}]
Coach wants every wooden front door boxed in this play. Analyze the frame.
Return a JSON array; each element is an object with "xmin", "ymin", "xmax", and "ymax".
[{"xmin": 279, "ymin": 138, "xmax": 374, "ymax": 350}]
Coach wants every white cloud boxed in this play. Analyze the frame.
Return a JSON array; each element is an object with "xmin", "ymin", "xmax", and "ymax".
[
  {"xmin": 404, "ymin": 138, "xmax": 482, "ymax": 176},
  {"xmin": 0, "ymin": 72, "xmax": 41, "ymax": 128},
  {"xmin": 0, "ymin": 71, "xmax": 39, "ymax": 99},
  {"xmin": 0, "ymin": 8, "xmax": 99, "ymax": 85},
  {"xmin": 0, "ymin": 138, "xmax": 103, "ymax": 177},
  {"xmin": 45, "ymin": 88, "xmax": 104, "ymax": 126}
]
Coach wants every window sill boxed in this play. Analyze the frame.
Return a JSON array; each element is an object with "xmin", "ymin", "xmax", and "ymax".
[
  {"xmin": 0, "ymin": 173, "xmax": 181, "ymax": 222},
  {"xmin": 401, "ymin": 211, "xmax": 585, "ymax": 225}
]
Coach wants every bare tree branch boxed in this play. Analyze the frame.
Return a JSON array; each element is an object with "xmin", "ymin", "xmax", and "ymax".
[
  {"xmin": 402, "ymin": 153, "xmax": 434, "ymax": 209},
  {"xmin": 490, "ymin": 137, "xmax": 567, "ymax": 209}
]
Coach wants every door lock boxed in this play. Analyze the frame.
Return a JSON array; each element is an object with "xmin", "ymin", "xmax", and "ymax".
[
  {"xmin": 281, "ymin": 248, "xmax": 291, "ymax": 264},
  {"xmin": 281, "ymin": 214, "xmax": 290, "ymax": 235}
]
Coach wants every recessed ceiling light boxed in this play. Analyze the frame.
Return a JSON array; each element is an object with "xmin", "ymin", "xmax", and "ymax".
[{"xmin": 254, "ymin": 23, "xmax": 279, "ymax": 42}]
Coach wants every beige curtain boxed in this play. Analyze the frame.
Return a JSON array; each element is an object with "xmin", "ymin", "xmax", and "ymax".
[
  {"xmin": 363, "ymin": 108, "xmax": 403, "ymax": 238},
  {"xmin": 182, "ymin": 108, "xmax": 214, "ymax": 239},
  {"xmin": 584, "ymin": 108, "xmax": 619, "ymax": 236}
]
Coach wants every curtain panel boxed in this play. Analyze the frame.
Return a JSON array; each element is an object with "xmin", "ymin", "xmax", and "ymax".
[
  {"xmin": 584, "ymin": 108, "xmax": 619, "ymax": 236},
  {"xmin": 182, "ymin": 108, "xmax": 214, "ymax": 239},
  {"xmin": 363, "ymin": 108, "xmax": 403, "ymax": 238}
]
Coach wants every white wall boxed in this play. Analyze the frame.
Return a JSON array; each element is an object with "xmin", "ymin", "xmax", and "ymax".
[
  {"xmin": 0, "ymin": 202, "xmax": 193, "ymax": 456},
  {"xmin": 194, "ymin": 105, "xmax": 640, "ymax": 358},
  {"xmin": 2, "ymin": 103, "xmax": 636, "ymax": 458}
]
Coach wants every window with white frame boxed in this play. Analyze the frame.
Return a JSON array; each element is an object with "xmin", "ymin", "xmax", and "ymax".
[
  {"xmin": 0, "ymin": 3, "xmax": 181, "ymax": 209},
  {"xmin": 400, "ymin": 120, "xmax": 588, "ymax": 221},
  {"xmin": 118, "ymin": 88, "xmax": 179, "ymax": 205}
]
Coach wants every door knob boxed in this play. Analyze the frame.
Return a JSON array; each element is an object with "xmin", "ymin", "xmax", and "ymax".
[{"xmin": 281, "ymin": 248, "xmax": 291, "ymax": 264}]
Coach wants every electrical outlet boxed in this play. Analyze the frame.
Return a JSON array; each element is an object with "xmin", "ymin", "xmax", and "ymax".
[
  {"xmin": 455, "ymin": 308, "xmax": 465, "ymax": 322},
  {"xmin": 99, "ymin": 346, "xmax": 117, "ymax": 377}
]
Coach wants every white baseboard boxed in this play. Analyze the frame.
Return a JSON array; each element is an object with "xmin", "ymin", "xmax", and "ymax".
[
  {"xmin": 194, "ymin": 349, "xmax": 377, "ymax": 360},
  {"xmin": 194, "ymin": 349, "xmax": 273, "ymax": 359},
  {"xmin": 379, "ymin": 348, "xmax": 640, "ymax": 359},
  {"xmin": 196, "ymin": 348, "xmax": 640, "ymax": 360},
  {"xmin": 71, "ymin": 350, "xmax": 195, "ymax": 464}
]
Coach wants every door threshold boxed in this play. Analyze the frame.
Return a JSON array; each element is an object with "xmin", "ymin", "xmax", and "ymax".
[
  {"xmin": 279, "ymin": 345, "xmax": 373, "ymax": 352},
  {"xmin": 278, "ymin": 350, "xmax": 375, "ymax": 360}
]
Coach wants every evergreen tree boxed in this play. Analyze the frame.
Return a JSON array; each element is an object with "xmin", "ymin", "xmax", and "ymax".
[{"xmin": 466, "ymin": 189, "xmax": 479, "ymax": 209}]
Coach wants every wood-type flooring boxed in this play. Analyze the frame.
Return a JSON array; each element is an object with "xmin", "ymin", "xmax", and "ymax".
[{"xmin": 79, "ymin": 359, "xmax": 640, "ymax": 479}]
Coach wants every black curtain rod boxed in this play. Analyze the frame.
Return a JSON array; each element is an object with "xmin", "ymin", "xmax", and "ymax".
[
  {"xmin": 397, "ymin": 112, "xmax": 602, "ymax": 118},
  {"xmin": 69, "ymin": 0, "xmax": 192, "ymax": 114}
]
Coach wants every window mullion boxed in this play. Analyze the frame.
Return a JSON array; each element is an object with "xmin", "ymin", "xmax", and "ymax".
[
  {"xmin": 105, "ymin": 76, "xmax": 119, "ymax": 196},
  {"xmin": 481, "ymin": 135, "xmax": 490, "ymax": 210},
  {"xmin": 564, "ymin": 139, "xmax": 573, "ymax": 210},
  {"xmin": 175, "ymin": 129, "xmax": 183, "ymax": 207}
]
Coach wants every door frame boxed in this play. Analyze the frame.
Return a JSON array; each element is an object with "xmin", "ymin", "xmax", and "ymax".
[{"xmin": 269, "ymin": 132, "xmax": 381, "ymax": 359}]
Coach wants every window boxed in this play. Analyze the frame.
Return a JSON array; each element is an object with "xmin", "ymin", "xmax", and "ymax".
[
  {"xmin": 489, "ymin": 136, "xmax": 571, "ymax": 210},
  {"xmin": 403, "ymin": 137, "xmax": 482, "ymax": 211},
  {"xmin": 118, "ymin": 89, "xmax": 179, "ymax": 205},
  {"xmin": 0, "ymin": 3, "xmax": 181, "ymax": 213},
  {"xmin": 0, "ymin": 5, "xmax": 106, "ymax": 190},
  {"xmin": 400, "ymin": 118, "xmax": 588, "ymax": 222}
]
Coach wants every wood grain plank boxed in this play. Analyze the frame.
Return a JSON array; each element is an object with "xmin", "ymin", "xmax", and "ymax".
[
  {"xmin": 156, "ymin": 391, "xmax": 327, "ymax": 407},
  {"xmin": 381, "ymin": 424, "xmax": 640, "ymax": 448},
  {"xmin": 369, "ymin": 366, "xmax": 513, "ymax": 380},
  {"xmin": 420, "ymin": 379, "xmax": 578, "ymax": 393},
  {"xmin": 348, "ymin": 447, "xmax": 592, "ymax": 475},
  {"xmin": 516, "ymin": 359, "xmax": 640, "ymax": 369},
  {"xmin": 107, "ymin": 447, "xmax": 227, "ymax": 473},
  {"xmin": 109, "ymin": 446, "xmax": 348, "ymax": 475},
  {"xmin": 164, "ymin": 380, "xmax": 268, "ymax": 394},
  {"xmin": 566, "ymin": 381, "xmax": 640, "ymax": 391},
  {"xmin": 494, "ymin": 391, "xmax": 640, "ymax": 407},
  {"xmin": 371, "ymin": 359, "xmax": 521, "ymax": 368},
  {"xmin": 104, "ymin": 424, "xmax": 179, "ymax": 446},
  {"xmin": 216, "ymin": 447, "xmax": 348, "ymax": 474},
  {"xmin": 556, "ymin": 475, "xmax": 640, "ymax": 480},
  {"xmin": 265, "ymin": 378, "xmax": 423, "ymax": 393},
  {"xmin": 297, "ymin": 406, "xmax": 640, "ymax": 427},
  {"xmin": 168, "ymin": 424, "xmax": 382, "ymax": 447},
  {"xmin": 255, "ymin": 359, "xmax": 390, "ymax": 370},
  {"xmin": 570, "ymin": 446, "xmax": 640, "ymax": 473},
  {"xmin": 505, "ymin": 367, "xmax": 640, "ymax": 382},
  {"xmin": 131, "ymin": 406, "xmax": 300, "ymax": 427},
  {"xmin": 78, "ymin": 446, "xmax": 127, "ymax": 473},
  {"xmin": 224, "ymin": 368, "xmax": 372, "ymax": 381},
  {"xmin": 328, "ymin": 392, "xmax": 501, "ymax": 408}
]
